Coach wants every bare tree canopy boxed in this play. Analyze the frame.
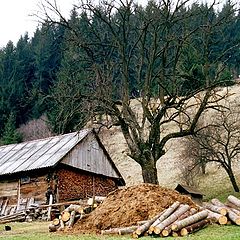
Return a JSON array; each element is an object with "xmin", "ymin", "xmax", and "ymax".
[
  {"xmin": 37, "ymin": 0, "xmax": 239, "ymax": 184},
  {"xmin": 189, "ymin": 101, "xmax": 240, "ymax": 192}
]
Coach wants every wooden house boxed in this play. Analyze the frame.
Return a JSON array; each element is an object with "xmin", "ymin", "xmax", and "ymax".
[{"xmin": 0, "ymin": 129, "xmax": 124, "ymax": 210}]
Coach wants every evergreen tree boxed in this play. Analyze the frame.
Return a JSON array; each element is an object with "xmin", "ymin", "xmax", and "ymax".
[{"xmin": 1, "ymin": 112, "xmax": 22, "ymax": 145}]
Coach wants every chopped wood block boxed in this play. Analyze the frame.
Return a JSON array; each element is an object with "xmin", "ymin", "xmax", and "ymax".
[
  {"xmin": 52, "ymin": 218, "xmax": 60, "ymax": 226},
  {"xmin": 161, "ymin": 229, "xmax": 170, "ymax": 237},
  {"xmin": 61, "ymin": 211, "xmax": 71, "ymax": 222},
  {"xmin": 49, "ymin": 223, "xmax": 58, "ymax": 232}
]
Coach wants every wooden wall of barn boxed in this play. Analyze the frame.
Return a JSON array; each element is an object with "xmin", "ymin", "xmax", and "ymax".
[
  {"xmin": 56, "ymin": 165, "xmax": 118, "ymax": 202},
  {"xmin": 0, "ymin": 172, "xmax": 50, "ymax": 205}
]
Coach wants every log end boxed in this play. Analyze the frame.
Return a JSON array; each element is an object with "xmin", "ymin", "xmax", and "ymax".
[
  {"xmin": 61, "ymin": 211, "xmax": 71, "ymax": 222},
  {"xmin": 235, "ymin": 218, "xmax": 240, "ymax": 225},
  {"xmin": 48, "ymin": 224, "xmax": 58, "ymax": 232},
  {"xmin": 171, "ymin": 224, "xmax": 177, "ymax": 231},
  {"xmin": 148, "ymin": 226, "xmax": 154, "ymax": 234},
  {"xmin": 153, "ymin": 226, "xmax": 161, "ymax": 234},
  {"xmin": 220, "ymin": 209, "xmax": 228, "ymax": 216},
  {"xmin": 135, "ymin": 229, "xmax": 141, "ymax": 235},
  {"xmin": 172, "ymin": 231, "xmax": 179, "ymax": 237},
  {"xmin": 52, "ymin": 218, "xmax": 60, "ymax": 226},
  {"xmin": 180, "ymin": 228, "xmax": 188, "ymax": 236},
  {"xmin": 132, "ymin": 232, "xmax": 139, "ymax": 238},
  {"xmin": 161, "ymin": 229, "xmax": 169, "ymax": 237},
  {"xmin": 218, "ymin": 216, "xmax": 228, "ymax": 225}
]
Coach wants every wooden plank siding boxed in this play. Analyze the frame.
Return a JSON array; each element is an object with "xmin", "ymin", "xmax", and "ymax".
[
  {"xmin": 61, "ymin": 132, "xmax": 119, "ymax": 178},
  {"xmin": 0, "ymin": 180, "xmax": 18, "ymax": 204},
  {"xmin": 20, "ymin": 176, "xmax": 48, "ymax": 203},
  {"xmin": 0, "ymin": 173, "xmax": 50, "ymax": 205}
]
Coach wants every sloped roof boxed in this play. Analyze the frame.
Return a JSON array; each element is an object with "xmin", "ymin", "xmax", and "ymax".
[
  {"xmin": 175, "ymin": 184, "xmax": 203, "ymax": 197},
  {"xmin": 0, "ymin": 129, "xmax": 122, "ymax": 179}
]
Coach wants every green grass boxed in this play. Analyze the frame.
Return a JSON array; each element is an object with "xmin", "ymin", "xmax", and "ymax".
[
  {"xmin": 1, "ymin": 222, "xmax": 240, "ymax": 240},
  {"xmin": 1, "ymin": 187, "xmax": 240, "ymax": 240}
]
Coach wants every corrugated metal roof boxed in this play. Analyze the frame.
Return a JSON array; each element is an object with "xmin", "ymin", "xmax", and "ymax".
[{"xmin": 0, "ymin": 129, "xmax": 91, "ymax": 176}]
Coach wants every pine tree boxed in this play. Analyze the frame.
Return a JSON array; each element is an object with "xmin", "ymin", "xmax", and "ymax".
[{"xmin": 1, "ymin": 113, "xmax": 22, "ymax": 145}]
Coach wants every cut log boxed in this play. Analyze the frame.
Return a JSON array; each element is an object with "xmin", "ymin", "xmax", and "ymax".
[
  {"xmin": 64, "ymin": 204, "xmax": 84, "ymax": 214},
  {"xmin": 228, "ymin": 210, "xmax": 240, "ymax": 225},
  {"xmin": 52, "ymin": 218, "xmax": 60, "ymax": 226},
  {"xmin": 49, "ymin": 223, "xmax": 58, "ymax": 232},
  {"xmin": 163, "ymin": 207, "xmax": 198, "ymax": 236},
  {"xmin": 203, "ymin": 202, "xmax": 227, "ymax": 216},
  {"xmin": 137, "ymin": 220, "xmax": 148, "ymax": 225},
  {"xmin": 171, "ymin": 210, "xmax": 208, "ymax": 231},
  {"xmin": 119, "ymin": 226, "xmax": 139, "ymax": 235},
  {"xmin": 161, "ymin": 228, "xmax": 170, "ymax": 237},
  {"xmin": 154, "ymin": 204, "xmax": 190, "ymax": 234},
  {"xmin": 39, "ymin": 200, "xmax": 87, "ymax": 209},
  {"xmin": 227, "ymin": 206, "xmax": 240, "ymax": 216},
  {"xmin": 87, "ymin": 196, "xmax": 106, "ymax": 205},
  {"xmin": 148, "ymin": 201, "xmax": 180, "ymax": 234},
  {"xmin": 68, "ymin": 210, "xmax": 76, "ymax": 228},
  {"xmin": 226, "ymin": 202, "xmax": 240, "ymax": 211},
  {"xmin": 134, "ymin": 210, "xmax": 166, "ymax": 237},
  {"xmin": 172, "ymin": 231, "xmax": 179, "ymax": 237},
  {"xmin": 57, "ymin": 216, "xmax": 65, "ymax": 231},
  {"xmin": 211, "ymin": 198, "xmax": 225, "ymax": 207},
  {"xmin": 211, "ymin": 198, "xmax": 240, "ymax": 215},
  {"xmin": 61, "ymin": 211, "xmax": 71, "ymax": 222},
  {"xmin": 206, "ymin": 209, "xmax": 228, "ymax": 225},
  {"xmin": 101, "ymin": 226, "xmax": 138, "ymax": 235},
  {"xmin": 180, "ymin": 218, "xmax": 212, "ymax": 236},
  {"xmin": 227, "ymin": 195, "xmax": 240, "ymax": 208}
]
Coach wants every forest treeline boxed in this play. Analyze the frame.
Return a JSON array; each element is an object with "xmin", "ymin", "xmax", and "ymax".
[{"xmin": 0, "ymin": 0, "xmax": 239, "ymax": 145}]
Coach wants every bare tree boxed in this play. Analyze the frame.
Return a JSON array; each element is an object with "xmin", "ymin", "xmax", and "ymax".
[
  {"xmin": 37, "ymin": 0, "xmax": 238, "ymax": 184},
  {"xmin": 179, "ymin": 134, "xmax": 207, "ymax": 187},
  {"xmin": 17, "ymin": 115, "xmax": 54, "ymax": 141},
  {"xmin": 189, "ymin": 102, "xmax": 240, "ymax": 192}
]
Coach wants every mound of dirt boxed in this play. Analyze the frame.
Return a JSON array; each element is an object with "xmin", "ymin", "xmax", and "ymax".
[{"xmin": 73, "ymin": 184, "xmax": 197, "ymax": 233}]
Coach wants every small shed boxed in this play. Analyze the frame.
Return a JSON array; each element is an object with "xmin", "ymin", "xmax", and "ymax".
[
  {"xmin": 0, "ymin": 129, "xmax": 124, "ymax": 209},
  {"xmin": 175, "ymin": 184, "xmax": 203, "ymax": 204}
]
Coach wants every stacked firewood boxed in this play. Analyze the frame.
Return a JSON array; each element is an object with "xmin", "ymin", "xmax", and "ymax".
[
  {"xmin": 100, "ymin": 195, "xmax": 240, "ymax": 238},
  {"xmin": 48, "ymin": 196, "xmax": 106, "ymax": 232}
]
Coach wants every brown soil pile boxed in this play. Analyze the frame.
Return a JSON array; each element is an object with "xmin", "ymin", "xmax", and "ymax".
[{"xmin": 73, "ymin": 184, "xmax": 197, "ymax": 233}]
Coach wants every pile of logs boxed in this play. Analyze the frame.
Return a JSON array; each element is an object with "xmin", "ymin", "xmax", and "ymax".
[
  {"xmin": 48, "ymin": 196, "xmax": 106, "ymax": 232},
  {"xmin": 100, "ymin": 195, "xmax": 240, "ymax": 238}
]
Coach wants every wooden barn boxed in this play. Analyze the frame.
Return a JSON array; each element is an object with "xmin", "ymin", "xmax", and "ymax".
[{"xmin": 0, "ymin": 129, "xmax": 124, "ymax": 211}]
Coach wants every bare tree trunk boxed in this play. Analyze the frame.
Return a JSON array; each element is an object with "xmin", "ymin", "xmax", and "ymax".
[
  {"xmin": 225, "ymin": 168, "xmax": 239, "ymax": 192},
  {"xmin": 142, "ymin": 163, "xmax": 158, "ymax": 184}
]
